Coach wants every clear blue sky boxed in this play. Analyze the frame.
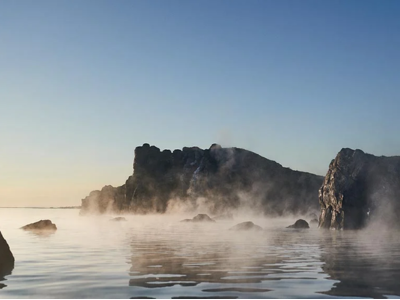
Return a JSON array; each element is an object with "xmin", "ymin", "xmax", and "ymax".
[{"xmin": 1, "ymin": 0, "xmax": 399, "ymax": 206}]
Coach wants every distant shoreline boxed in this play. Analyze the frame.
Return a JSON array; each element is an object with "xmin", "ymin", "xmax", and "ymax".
[{"xmin": 0, "ymin": 206, "xmax": 81, "ymax": 209}]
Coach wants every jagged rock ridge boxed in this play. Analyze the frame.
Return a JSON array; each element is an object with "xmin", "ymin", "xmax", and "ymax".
[
  {"xmin": 319, "ymin": 148, "xmax": 400, "ymax": 230},
  {"xmin": 80, "ymin": 143, "xmax": 323, "ymax": 216}
]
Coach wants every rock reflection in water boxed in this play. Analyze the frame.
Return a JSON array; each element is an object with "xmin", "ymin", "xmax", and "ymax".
[
  {"xmin": 319, "ymin": 229, "xmax": 400, "ymax": 298},
  {"xmin": 127, "ymin": 223, "xmax": 326, "ymax": 298},
  {"xmin": 127, "ymin": 220, "xmax": 400, "ymax": 298},
  {"xmin": 0, "ymin": 271, "xmax": 10, "ymax": 290},
  {"xmin": 0, "ymin": 269, "xmax": 11, "ymax": 289},
  {"xmin": 128, "ymin": 239, "xmax": 279, "ymax": 289},
  {"xmin": 24, "ymin": 230, "xmax": 56, "ymax": 238}
]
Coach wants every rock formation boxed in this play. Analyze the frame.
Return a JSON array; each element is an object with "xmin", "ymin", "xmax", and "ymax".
[
  {"xmin": 0, "ymin": 231, "xmax": 14, "ymax": 278},
  {"xmin": 21, "ymin": 220, "xmax": 57, "ymax": 231},
  {"xmin": 81, "ymin": 143, "xmax": 323, "ymax": 216},
  {"xmin": 319, "ymin": 148, "xmax": 400, "ymax": 230},
  {"xmin": 180, "ymin": 214, "xmax": 216, "ymax": 223},
  {"xmin": 229, "ymin": 221, "xmax": 263, "ymax": 231},
  {"xmin": 80, "ymin": 185, "xmax": 126, "ymax": 215},
  {"xmin": 287, "ymin": 219, "xmax": 309, "ymax": 229}
]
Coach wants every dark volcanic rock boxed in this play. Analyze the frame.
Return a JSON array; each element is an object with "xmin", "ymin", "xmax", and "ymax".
[
  {"xmin": 0, "ymin": 231, "xmax": 14, "ymax": 278},
  {"xmin": 21, "ymin": 220, "xmax": 57, "ymax": 231},
  {"xmin": 319, "ymin": 148, "xmax": 400, "ymax": 230},
  {"xmin": 287, "ymin": 219, "xmax": 309, "ymax": 229},
  {"xmin": 229, "ymin": 221, "xmax": 263, "ymax": 231},
  {"xmin": 80, "ymin": 143, "xmax": 323, "ymax": 216},
  {"xmin": 110, "ymin": 217, "xmax": 127, "ymax": 222},
  {"xmin": 181, "ymin": 214, "xmax": 215, "ymax": 223}
]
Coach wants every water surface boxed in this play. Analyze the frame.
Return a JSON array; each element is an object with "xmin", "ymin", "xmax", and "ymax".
[{"xmin": 1, "ymin": 208, "xmax": 400, "ymax": 298}]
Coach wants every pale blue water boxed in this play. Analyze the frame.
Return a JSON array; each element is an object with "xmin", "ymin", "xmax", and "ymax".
[{"xmin": 1, "ymin": 208, "xmax": 400, "ymax": 299}]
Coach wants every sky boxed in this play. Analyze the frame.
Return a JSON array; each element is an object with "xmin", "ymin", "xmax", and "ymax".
[{"xmin": 1, "ymin": 0, "xmax": 400, "ymax": 207}]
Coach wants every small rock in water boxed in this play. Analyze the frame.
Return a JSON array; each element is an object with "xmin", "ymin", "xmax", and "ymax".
[
  {"xmin": 192, "ymin": 214, "xmax": 215, "ymax": 222},
  {"xmin": 180, "ymin": 214, "xmax": 216, "ymax": 223},
  {"xmin": 110, "ymin": 217, "xmax": 127, "ymax": 222},
  {"xmin": 21, "ymin": 220, "xmax": 57, "ymax": 231},
  {"xmin": 287, "ymin": 219, "xmax": 309, "ymax": 229},
  {"xmin": 309, "ymin": 218, "xmax": 318, "ymax": 225},
  {"xmin": 229, "ymin": 221, "xmax": 263, "ymax": 231}
]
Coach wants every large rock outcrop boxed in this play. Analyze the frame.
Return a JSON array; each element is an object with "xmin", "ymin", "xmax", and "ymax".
[
  {"xmin": 81, "ymin": 143, "xmax": 323, "ymax": 216},
  {"xmin": 0, "ymin": 231, "xmax": 14, "ymax": 278},
  {"xmin": 319, "ymin": 148, "xmax": 400, "ymax": 230}
]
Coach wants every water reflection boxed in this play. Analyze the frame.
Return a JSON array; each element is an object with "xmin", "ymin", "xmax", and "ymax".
[
  {"xmin": 0, "ymin": 263, "xmax": 13, "ymax": 289},
  {"xmin": 128, "ymin": 239, "xmax": 283, "ymax": 288},
  {"xmin": 23, "ymin": 230, "xmax": 56, "ymax": 238},
  {"xmin": 319, "ymin": 230, "xmax": 400, "ymax": 298},
  {"xmin": 127, "ymin": 221, "xmax": 400, "ymax": 298},
  {"xmin": 128, "ymin": 223, "xmax": 326, "ymax": 298},
  {"xmin": 2, "ymin": 209, "xmax": 400, "ymax": 298}
]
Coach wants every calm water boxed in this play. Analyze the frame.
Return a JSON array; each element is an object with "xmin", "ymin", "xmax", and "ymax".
[{"xmin": 1, "ymin": 208, "xmax": 400, "ymax": 299}]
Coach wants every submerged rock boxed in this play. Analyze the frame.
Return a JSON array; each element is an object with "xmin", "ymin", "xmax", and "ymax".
[
  {"xmin": 181, "ymin": 214, "xmax": 216, "ymax": 223},
  {"xmin": 110, "ymin": 217, "xmax": 127, "ymax": 222},
  {"xmin": 319, "ymin": 148, "xmax": 400, "ymax": 230},
  {"xmin": 229, "ymin": 221, "xmax": 263, "ymax": 231},
  {"xmin": 309, "ymin": 218, "xmax": 319, "ymax": 225},
  {"xmin": 21, "ymin": 220, "xmax": 57, "ymax": 231},
  {"xmin": 0, "ymin": 231, "xmax": 14, "ymax": 277},
  {"xmin": 287, "ymin": 219, "xmax": 309, "ymax": 229}
]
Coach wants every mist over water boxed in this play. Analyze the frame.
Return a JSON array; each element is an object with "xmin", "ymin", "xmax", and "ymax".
[{"xmin": 1, "ymin": 208, "xmax": 400, "ymax": 298}]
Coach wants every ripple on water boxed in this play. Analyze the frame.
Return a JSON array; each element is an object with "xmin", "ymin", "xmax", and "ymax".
[{"xmin": 1, "ymin": 209, "xmax": 400, "ymax": 298}]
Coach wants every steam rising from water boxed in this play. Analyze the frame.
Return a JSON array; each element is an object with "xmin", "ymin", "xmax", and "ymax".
[{"xmin": 2, "ymin": 208, "xmax": 400, "ymax": 298}]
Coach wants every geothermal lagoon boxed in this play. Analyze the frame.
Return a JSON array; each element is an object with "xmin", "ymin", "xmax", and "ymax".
[{"xmin": 1, "ymin": 208, "xmax": 400, "ymax": 299}]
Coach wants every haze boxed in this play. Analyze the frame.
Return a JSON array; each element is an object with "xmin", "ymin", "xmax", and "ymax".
[{"xmin": 1, "ymin": 0, "xmax": 400, "ymax": 207}]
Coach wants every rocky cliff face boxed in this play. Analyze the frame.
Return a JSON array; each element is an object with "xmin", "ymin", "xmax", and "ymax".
[
  {"xmin": 81, "ymin": 143, "xmax": 323, "ymax": 216},
  {"xmin": 319, "ymin": 148, "xmax": 400, "ymax": 230}
]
